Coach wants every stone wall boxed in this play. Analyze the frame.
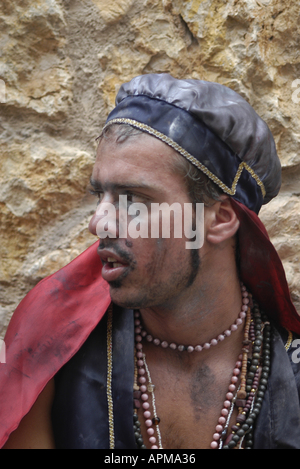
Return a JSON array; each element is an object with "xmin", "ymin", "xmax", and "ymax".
[{"xmin": 1, "ymin": 0, "xmax": 299, "ymax": 336}]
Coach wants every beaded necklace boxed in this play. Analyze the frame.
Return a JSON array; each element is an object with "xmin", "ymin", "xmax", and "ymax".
[{"xmin": 133, "ymin": 287, "xmax": 272, "ymax": 449}]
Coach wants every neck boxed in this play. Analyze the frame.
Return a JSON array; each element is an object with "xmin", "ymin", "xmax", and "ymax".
[{"xmin": 139, "ymin": 267, "xmax": 242, "ymax": 351}]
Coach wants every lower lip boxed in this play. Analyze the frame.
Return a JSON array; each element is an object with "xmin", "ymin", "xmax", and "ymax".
[{"xmin": 101, "ymin": 262, "xmax": 129, "ymax": 282}]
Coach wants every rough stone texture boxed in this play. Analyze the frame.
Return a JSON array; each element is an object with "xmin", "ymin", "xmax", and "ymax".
[{"xmin": 0, "ymin": 0, "xmax": 299, "ymax": 336}]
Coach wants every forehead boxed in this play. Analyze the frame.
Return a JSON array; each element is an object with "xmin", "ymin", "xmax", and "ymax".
[{"xmin": 92, "ymin": 133, "xmax": 183, "ymax": 187}]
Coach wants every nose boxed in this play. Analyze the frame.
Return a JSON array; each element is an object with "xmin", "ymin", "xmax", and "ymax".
[
  {"xmin": 88, "ymin": 210, "xmax": 98, "ymax": 236},
  {"xmin": 89, "ymin": 198, "xmax": 118, "ymax": 239},
  {"xmin": 89, "ymin": 192, "xmax": 113, "ymax": 236}
]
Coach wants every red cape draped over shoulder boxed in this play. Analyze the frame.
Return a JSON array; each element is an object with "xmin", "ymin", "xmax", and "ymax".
[
  {"xmin": 0, "ymin": 202, "xmax": 299, "ymax": 447},
  {"xmin": 0, "ymin": 242, "xmax": 110, "ymax": 448}
]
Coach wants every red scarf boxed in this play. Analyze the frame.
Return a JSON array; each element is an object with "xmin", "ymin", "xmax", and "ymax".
[
  {"xmin": 0, "ymin": 243, "xmax": 110, "ymax": 447},
  {"xmin": 232, "ymin": 200, "xmax": 300, "ymax": 334}
]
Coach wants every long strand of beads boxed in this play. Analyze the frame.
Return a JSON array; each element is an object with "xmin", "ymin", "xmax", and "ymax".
[
  {"xmin": 143, "ymin": 355, "xmax": 163, "ymax": 449},
  {"xmin": 134, "ymin": 312, "xmax": 162, "ymax": 450},
  {"xmin": 211, "ymin": 300, "xmax": 253, "ymax": 449},
  {"xmin": 222, "ymin": 304, "xmax": 272, "ymax": 449},
  {"xmin": 133, "ymin": 352, "xmax": 147, "ymax": 449},
  {"xmin": 238, "ymin": 295, "xmax": 253, "ymax": 401},
  {"xmin": 223, "ymin": 305, "xmax": 254, "ymax": 448},
  {"xmin": 210, "ymin": 357, "xmax": 243, "ymax": 449},
  {"xmin": 244, "ymin": 311, "xmax": 271, "ymax": 449},
  {"xmin": 218, "ymin": 386, "xmax": 240, "ymax": 450}
]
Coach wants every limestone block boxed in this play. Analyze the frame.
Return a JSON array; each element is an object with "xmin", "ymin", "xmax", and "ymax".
[
  {"xmin": 0, "ymin": 0, "xmax": 73, "ymax": 116},
  {"xmin": 131, "ymin": 10, "xmax": 191, "ymax": 60},
  {"xmin": 91, "ymin": 0, "xmax": 134, "ymax": 23},
  {"xmin": 98, "ymin": 47, "xmax": 152, "ymax": 109},
  {"xmin": 97, "ymin": 0, "xmax": 193, "ymax": 109},
  {"xmin": 0, "ymin": 139, "xmax": 95, "ymax": 282}
]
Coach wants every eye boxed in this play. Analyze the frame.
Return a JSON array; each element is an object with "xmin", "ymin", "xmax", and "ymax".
[
  {"xmin": 89, "ymin": 190, "xmax": 104, "ymax": 205},
  {"xmin": 126, "ymin": 192, "xmax": 147, "ymax": 204}
]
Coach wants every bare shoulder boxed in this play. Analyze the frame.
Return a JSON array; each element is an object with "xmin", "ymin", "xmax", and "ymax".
[{"xmin": 3, "ymin": 378, "xmax": 55, "ymax": 449}]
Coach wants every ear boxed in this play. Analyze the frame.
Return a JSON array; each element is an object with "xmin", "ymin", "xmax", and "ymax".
[{"xmin": 205, "ymin": 197, "xmax": 240, "ymax": 245}]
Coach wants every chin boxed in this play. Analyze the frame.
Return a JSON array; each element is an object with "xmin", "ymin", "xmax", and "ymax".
[{"xmin": 109, "ymin": 284, "xmax": 149, "ymax": 310}]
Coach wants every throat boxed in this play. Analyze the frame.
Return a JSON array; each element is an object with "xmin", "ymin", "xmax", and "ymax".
[{"xmin": 138, "ymin": 280, "xmax": 248, "ymax": 349}]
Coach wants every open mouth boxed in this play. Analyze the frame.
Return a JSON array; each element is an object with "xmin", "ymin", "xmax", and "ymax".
[
  {"xmin": 101, "ymin": 255, "xmax": 130, "ymax": 282},
  {"xmin": 105, "ymin": 257, "xmax": 125, "ymax": 269}
]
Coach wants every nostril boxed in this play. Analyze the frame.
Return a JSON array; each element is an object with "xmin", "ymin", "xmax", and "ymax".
[{"xmin": 88, "ymin": 213, "xmax": 98, "ymax": 235}]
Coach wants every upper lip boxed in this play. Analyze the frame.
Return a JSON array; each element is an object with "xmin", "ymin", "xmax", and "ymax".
[{"xmin": 97, "ymin": 248, "xmax": 129, "ymax": 265}]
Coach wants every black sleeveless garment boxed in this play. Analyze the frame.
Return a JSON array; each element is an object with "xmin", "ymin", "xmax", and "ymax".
[{"xmin": 51, "ymin": 305, "xmax": 300, "ymax": 449}]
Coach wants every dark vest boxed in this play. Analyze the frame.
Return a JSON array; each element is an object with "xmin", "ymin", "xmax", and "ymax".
[{"xmin": 51, "ymin": 306, "xmax": 300, "ymax": 449}]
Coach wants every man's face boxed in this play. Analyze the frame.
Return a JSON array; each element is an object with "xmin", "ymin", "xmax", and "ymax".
[{"xmin": 89, "ymin": 133, "xmax": 203, "ymax": 310}]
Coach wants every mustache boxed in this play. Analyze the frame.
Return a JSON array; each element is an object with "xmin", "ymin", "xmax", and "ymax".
[{"xmin": 98, "ymin": 239, "xmax": 136, "ymax": 266}]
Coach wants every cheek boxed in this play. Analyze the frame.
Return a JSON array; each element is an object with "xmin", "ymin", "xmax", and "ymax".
[
  {"xmin": 137, "ymin": 237, "xmax": 187, "ymax": 279},
  {"xmin": 88, "ymin": 213, "xmax": 97, "ymax": 235},
  {"xmin": 144, "ymin": 240, "xmax": 168, "ymax": 280}
]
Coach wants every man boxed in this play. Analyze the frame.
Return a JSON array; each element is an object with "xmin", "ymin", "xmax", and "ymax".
[{"xmin": 1, "ymin": 74, "xmax": 300, "ymax": 449}]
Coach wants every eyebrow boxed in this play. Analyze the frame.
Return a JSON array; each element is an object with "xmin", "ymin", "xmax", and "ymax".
[
  {"xmin": 89, "ymin": 177, "xmax": 156, "ymax": 193},
  {"xmin": 89, "ymin": 177, "xmax": 103, "ymax": 191}
]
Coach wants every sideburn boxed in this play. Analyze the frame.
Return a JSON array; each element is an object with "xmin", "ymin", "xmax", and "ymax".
[{"xmin": 185, "ymin": 210, "xmax": 201, "ymax": 288}]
